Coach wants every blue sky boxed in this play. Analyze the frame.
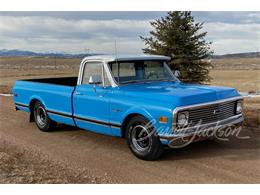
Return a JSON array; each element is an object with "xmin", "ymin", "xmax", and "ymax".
[{"xmin": 0, "ymin": 11, "xmax": 259, "ymax": 54}]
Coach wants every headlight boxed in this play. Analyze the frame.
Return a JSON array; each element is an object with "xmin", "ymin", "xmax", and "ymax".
[
  {"xmin": 177, "ymin": 111, "xmax": 189, "ymax": 127},
  {"xmin": 236, "ymin": 100, "xmax": 243, "ymax": 114}
]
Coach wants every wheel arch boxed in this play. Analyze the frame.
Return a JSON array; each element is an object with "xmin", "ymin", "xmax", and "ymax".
[
  {"xmin": 28, "ymin": 96, "xmax": 46, "ymax": 122},
  {"xmin": 121, "ymin": 108, "xmax": 153, "ymax": 138}
]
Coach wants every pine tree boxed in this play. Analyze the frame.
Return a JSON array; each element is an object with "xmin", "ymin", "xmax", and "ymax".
[{"xmin": 141, "ymin": 11, "xmax": 213, "ymax": 83}]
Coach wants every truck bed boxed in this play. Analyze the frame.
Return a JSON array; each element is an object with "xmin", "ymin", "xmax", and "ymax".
[
  {"xmin": 21, "ymin": 77, "xmax": 78, "ymax": 86},
  {"xmin": 13, "ymin": 77, "xmax": 77, "ymax": 126}
]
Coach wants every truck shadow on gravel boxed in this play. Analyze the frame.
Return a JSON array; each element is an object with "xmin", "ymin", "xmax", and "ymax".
[
  {"xmin": 54, "ymin": 124, "xmax": 79, "ymax": 132},
  {"xmin": 50, "ymin": 124, "xmax": 259, "ymax": 162},
  {"xmin": 161, "ymin": 132, "xmax": 259, "ymax": 162}
]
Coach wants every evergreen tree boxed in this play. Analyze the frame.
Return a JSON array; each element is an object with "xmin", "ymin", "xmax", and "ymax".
[{"xmin": 141, "ymin": 11, "xmax": 213, "ymax": 83}]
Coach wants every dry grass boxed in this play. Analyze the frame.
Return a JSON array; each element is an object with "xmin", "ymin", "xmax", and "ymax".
[
  {"xmin": 0, "ymin": 56, "xmax": 79, "ymax": 94},
  {"xmin": 0, "ymin": 68, "xmax": 77, "ymax": 93},
  {"xmin": 211, "ymin": 57, "xmax": 260, "ymax": 70},
  {"xmin": 244, "ymin": 108, "xmax": 260, "ymax": 130},
  {"xmin": 243, "ymin": 97, "xmax": 260, "ymax": 130},
  {"xmin": 0, "ymin": 56, "xmax": 81, "ymax": 70},
  {"xmin": 244, "ymin": 97, "xmax": 260, "ymax": 108},
  {"xmin": 210, "ymin": 58, "xmax": 260, "ymax": 92},
  {"xmin": 209, "ymin": 69, "xmax": 260, "ymax": 92}
]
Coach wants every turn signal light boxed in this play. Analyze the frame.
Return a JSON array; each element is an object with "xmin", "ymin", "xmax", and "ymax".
[{"xmin": 159, "ymin": 116, "xmax": 168, "ymax": 123}]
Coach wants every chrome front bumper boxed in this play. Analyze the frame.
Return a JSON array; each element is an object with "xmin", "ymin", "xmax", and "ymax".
[{"xmin": 159, "ymin": 114, "xmax": 244, "ymax": 143}]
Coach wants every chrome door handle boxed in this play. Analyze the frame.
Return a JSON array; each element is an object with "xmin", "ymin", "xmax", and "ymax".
[{"xmin": 75, "ymin": 92, "xmax": 83, "ymax": 95}]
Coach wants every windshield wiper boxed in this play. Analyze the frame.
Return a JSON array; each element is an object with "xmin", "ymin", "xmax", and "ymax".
[
  {"xmin": 120, "ymin": 78, "xmax": 177, "ymax": 85},
  {"xmin": 120, "ymin": 80, "xmax": 142, "ymax": 84},
  {"xmin": 152, "ymin": 78, "xmax": 176, "ymax": 82}
]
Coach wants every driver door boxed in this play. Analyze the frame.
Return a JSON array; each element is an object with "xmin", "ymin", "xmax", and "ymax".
[{"xmin": 73, "ymin": 61, "xmax": 112, "ymax": 135}]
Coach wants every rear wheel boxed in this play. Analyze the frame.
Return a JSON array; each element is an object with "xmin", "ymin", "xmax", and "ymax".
[
  {"xmin": 126, "ymin": 116, "xmax": 164, "ymax": 160},
  {"xmin": 33, "ymin": 101, "xmax": 56, "ymax": 132}
]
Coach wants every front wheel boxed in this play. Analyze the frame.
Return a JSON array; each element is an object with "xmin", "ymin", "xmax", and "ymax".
[
  {"xmin": 126, "ymin": 116, "xmax": 164, "ymax": 160},
  {"xmin": 33, "ymin": 101, "xmax": 56, "ymax": 132}
]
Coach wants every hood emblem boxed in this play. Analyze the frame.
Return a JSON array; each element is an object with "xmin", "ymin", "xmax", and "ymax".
[{"xmin": 213, "ymin": 108, "xmax": 223, "ymax": 115}]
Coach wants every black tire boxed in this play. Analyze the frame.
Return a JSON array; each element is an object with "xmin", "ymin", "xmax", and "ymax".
[
  {"xmin": 33, "ymin": 101, "xmax": 56, "ymax": 132},
  {"xmin": 126, "ymin": 115, "xmax": 164, "ymax": 160}
]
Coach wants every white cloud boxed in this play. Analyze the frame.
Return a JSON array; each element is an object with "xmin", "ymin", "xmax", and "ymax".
[
  {"xmin": 211, "ymin": 39, "xmax": 260, "ymax": 54},
  {"xmin": 203, "ymin": 22, "xmax": 260, "ymax": 54},
  {"xmin": 0, "ymin": 14, "xmax": 260, "ymax": 54},
  {"xmin": 247, "ymin": 12, "xmax": 260, "ymax": 21},
  {"xmin": 0, "ymin": 15, "xmax": 152, "ymax": 54}
]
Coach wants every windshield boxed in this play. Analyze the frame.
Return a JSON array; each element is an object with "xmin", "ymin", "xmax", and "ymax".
[{"xmin": 109, "ymin": 60, "xmax": 179, "ymax": 84}]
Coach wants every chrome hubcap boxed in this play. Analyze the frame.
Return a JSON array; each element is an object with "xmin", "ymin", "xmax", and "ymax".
[
  {"xmin": 131, "ymin": 125, "xmax": 151, "ymax": 152},
  {"xmin": 36, "ymin": 106, "xmax": 47, "ymax": 126}
]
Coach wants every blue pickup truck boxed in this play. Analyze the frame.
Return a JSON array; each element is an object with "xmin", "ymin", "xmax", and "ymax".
[{"xmin": 13, "ymin": 54, "xmax": 244, "ymax": 160}]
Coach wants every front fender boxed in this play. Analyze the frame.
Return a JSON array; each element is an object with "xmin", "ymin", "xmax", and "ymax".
[
  {"xmin": 122, "ymin": 106, "xmax": 154, "ymax": 122},
  {"xmin": 121, "ymin": 105, "xmax": 173, "ymax": 136}
]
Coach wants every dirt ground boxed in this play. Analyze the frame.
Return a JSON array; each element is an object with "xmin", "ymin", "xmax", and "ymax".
[
  {"xmin": 0, "ymin": 140, "xmax": 99, "ymax": 183},
  {"xmin": 0, "ymin": 96, "xmax": 259, "ymax": 183}
]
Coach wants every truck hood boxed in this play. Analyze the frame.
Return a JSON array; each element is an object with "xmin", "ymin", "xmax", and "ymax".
[{"xmin": 118, "ymin": 82, "xmax": 241, "ymax": 107}]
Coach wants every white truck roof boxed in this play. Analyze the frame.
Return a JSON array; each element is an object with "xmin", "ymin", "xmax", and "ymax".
[{"xmin": 82, "ymin": 54, "xmax": 171, "ymax": 62}]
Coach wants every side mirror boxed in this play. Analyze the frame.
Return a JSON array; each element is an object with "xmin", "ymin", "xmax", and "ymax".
[
  {"xmin": 174, "ymin": 70, "xmax": 180, "ymax": 78},
  {"xmin": 89, "ymin": 75, "xmax": 102, "ymax": 85}
]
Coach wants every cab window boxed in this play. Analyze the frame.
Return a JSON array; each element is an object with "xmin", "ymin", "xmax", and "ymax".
[
  {"xmin": 82, "ymin": 62, "xmax": 103, "ymax": 85},
  {"xmin": 82, "ymin": 61, "xmax": 110, "ymax": 86}
]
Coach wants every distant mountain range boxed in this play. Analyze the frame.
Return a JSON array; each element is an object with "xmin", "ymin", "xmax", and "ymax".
[
  {"xmin": 212, "ymin": 52, "xmax": 260, "ymax": 59},
  {"xmin": 0, "ymin": 49, "xmax": 259, "ymax": 59},
  {"xmin": 0, "ymin": 49, "xmax": 98, "ymax": 58}
]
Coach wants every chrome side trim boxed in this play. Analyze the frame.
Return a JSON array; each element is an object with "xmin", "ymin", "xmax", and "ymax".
[
  {"xmin": 14, "ymin": 102, "xmax": 29, "ymax": 108},
  {"xmin": 77, "ymin": 58, "xmax": 85, "ymax": 85},
  {"xmin": 172, "ymin": 96, "xmax": 244, "ymax": 130},
  {"xmin": 163, "ymin": 62, "xmax": 180, "ymax": 82},
  {"xmin": 74, "ymin": 115, "xmax": 121, "ymax": 128},
  {"xmin": 103, "ymin": 61, "xmax": 118, "ymax": 87}
]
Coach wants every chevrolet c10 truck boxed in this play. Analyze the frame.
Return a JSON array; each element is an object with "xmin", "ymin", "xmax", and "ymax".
[{"xmin": 13, "ymin": 55, "xmax": 244, "ymax": 160}]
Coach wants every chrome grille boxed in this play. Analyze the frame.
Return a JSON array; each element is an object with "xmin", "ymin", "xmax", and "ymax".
[{"xmin": 188, "ymin": 101, "xmax": 236, "ymax": 126}]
